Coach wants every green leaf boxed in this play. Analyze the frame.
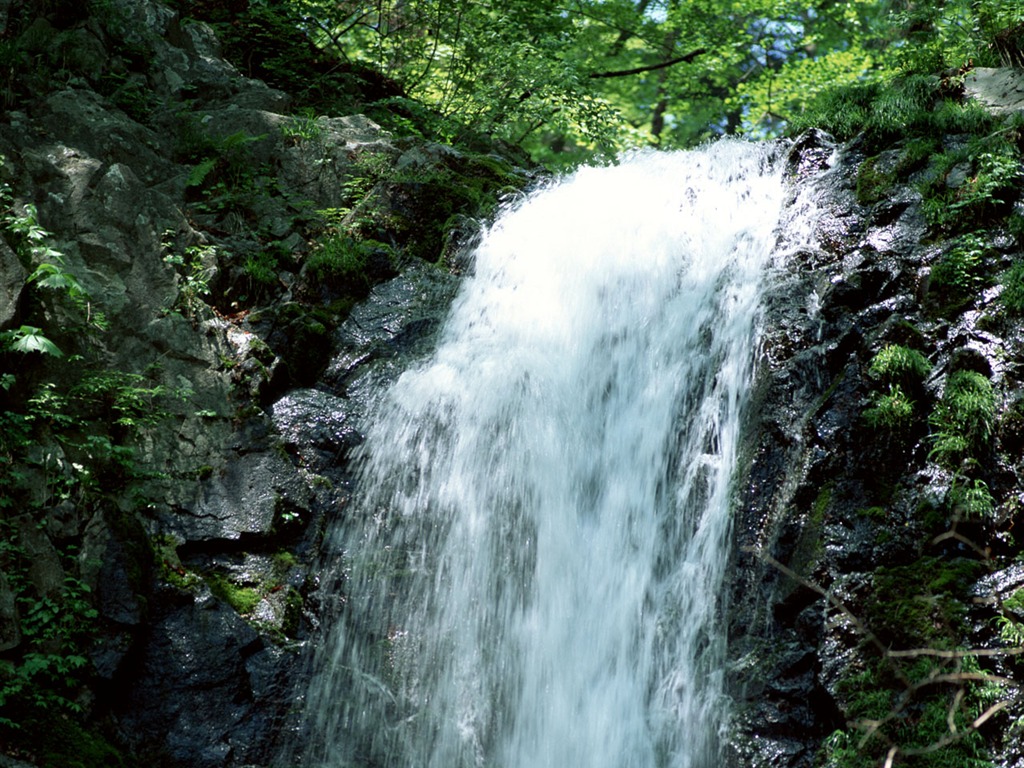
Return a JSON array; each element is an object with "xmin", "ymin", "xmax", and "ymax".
[
  {"xmin": 2, "ymin": 326, "xmax": 63, "ymax": 357},
  {"xmin": 186, "ymin": 157, "xmax": 218, "ymax": 188}
]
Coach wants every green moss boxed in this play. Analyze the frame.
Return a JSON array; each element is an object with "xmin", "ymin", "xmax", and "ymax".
[
  {"xmin": 206, "ymin": 572, "xmax": 261, "ymax": 616},
  {"xmin": 895, "ymin": 137, "xmax": 940, "ymax": 177},
  {"xmin": 835, "ymin": 663, "xmax": 894, "ymax": 722},
  {"xmin": 857, "ymin": 505, "xmax": 888, "ymax": 521},
  {"xmin": 868, "ymin": 556, "xmax": 984, "ymax": 648},
  {"xmin": 826, "ymin": 557, "xmax": 994, "ymax": 768},
  {"xmin": 272, "ymin": 550, "xmax": 298, "ymax": 573},
  {"xmin": 153, "ymin": 535, "xmax": 201, "ymax": 590},
  {"xmin": 812, "ymin": 484, "xmax": 833, "ymax": 522},
  {"xmin": 856, "ymin": 155, "xmax": 896, "ymax": 206}
]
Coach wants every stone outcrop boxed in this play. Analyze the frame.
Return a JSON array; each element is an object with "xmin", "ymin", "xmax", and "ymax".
[
  {"xmin": 0, "ymin": 1, "xmax": 523, "ymax": 764},
  {"xmin": 965, "ymin": 68, "xmax": 1024, "ymax": 116}
]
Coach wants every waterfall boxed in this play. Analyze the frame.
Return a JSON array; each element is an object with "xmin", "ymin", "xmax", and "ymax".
[{"xmin": 298, "ymin": 140, "xmax": 790, "ymax": 768}]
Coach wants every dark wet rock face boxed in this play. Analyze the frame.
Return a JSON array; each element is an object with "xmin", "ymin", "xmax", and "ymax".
[{"xmin": 727, "ymin": 129, "xmax": 1024, "ymax": 768}]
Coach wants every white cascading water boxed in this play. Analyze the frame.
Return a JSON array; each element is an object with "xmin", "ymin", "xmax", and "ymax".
[{"xmin": 300, "ymin": 140, "xmax": 791, "ymax": 768}]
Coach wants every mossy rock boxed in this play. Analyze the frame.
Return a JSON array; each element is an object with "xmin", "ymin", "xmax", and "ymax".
[
  {"xmin": 865, "ymin": 555, "xmax": 985, "ymax": 648},
  {"xmin": 856, "ymin": 153, "xmax": 899, "ymax": 206}
]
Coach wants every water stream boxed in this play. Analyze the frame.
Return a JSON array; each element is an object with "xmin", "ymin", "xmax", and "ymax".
[{"xmin": 299, "ymin": 140, "xmax": 793, "ymax": 768}]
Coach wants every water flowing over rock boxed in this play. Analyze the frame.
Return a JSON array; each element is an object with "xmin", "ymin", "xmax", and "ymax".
[{"xmin": 287, "ymin": 142, "xmax": 794, "ymax": 768}]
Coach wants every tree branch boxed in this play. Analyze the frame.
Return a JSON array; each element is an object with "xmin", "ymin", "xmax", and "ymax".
[{"xmin": 589, "ymin": 48, "xmax": 706, "ymax": 79}]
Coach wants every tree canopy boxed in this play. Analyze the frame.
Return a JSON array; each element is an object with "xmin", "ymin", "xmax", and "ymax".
[{"xmin": 183, "ymin": 0, "xmax": 1024, "ymax": 167}]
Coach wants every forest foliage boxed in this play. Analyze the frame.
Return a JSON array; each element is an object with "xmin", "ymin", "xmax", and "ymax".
[{"xmin": 180, "ymin": 0, "xmax": 1024, "ymax": 168}]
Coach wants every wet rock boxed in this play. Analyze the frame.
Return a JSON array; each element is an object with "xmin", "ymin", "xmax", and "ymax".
[
  {"xmin": 116, "ymin": 588, "xmax": 284, "ymax": 768},
  {"xmin": 323, "ymin": 261, "xmax": 459, "ymax": 397},
  {"xmin": 0, "ymin": 571, "xmax": 19, "ymax": 652},
  {"xmin": 19, "ymin": 521, "xmax": 64, "ymax": 599},
  {"xmin": 269, "ymin": 388, "xmax": 362, "ymax": 471},
  {"xmin": 0, "ymin": 237, "xmax": 24, "ymax": 328},
  {"xmin": 171, "ymin": 449, "xmax": 312, "ymax": 542}
]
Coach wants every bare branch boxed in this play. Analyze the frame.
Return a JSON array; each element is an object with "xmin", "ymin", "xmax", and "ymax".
[
  {"xmin": 897, "ymin": 701, "xmax": 1011, "ymax": 757},
  {"xmin": 888, "ymin": 646, "xmax": 1024, "ymax": 659},
  {"xmin": 589, "ymin": 49, "xmax": 706, "ymax": 79}
]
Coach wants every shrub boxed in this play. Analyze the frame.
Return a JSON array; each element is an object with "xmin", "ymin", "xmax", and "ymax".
[{"xmin": 920, "ymin": 136, "xmax": 1022, "ymax": 234}]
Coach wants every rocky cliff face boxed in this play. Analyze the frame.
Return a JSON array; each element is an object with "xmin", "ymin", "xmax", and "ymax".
[
  {"xmin": 728, "ymin": 116, "xmax": 1024, "ymax": 768},
  {"xmin": 0, "ymin": 1, "xmax": 526, "ymax": 765}
]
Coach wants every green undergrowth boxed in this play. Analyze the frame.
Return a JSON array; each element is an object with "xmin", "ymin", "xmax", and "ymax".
[
  {"xmin": 824, "ymin": 556, "xmax": 998, "ymax": 768},
  {"xmin": 864, "ymin": 343, "xmax": 932, "ymax": 434},
  {"xmin": 3, "ymin": 712, "xmax": 133, "ymax": 768},
  {"xmin": 929, "ymin": 370, "xmax": 996, "ymax": 470},
  {"xmin": 0, "ymin": 170, "xmax": 183, "ymax": 744},
  {"xmin": 789, "ymin": 73, "xmax": 996, "ymax": 149},
  {"xmin": 929, "ymin": 234, "xmax": 994, "ymax": 315}
]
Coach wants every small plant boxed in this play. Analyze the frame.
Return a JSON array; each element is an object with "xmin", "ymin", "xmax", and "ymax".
[
  {"xmin": 868, "ymin": 344, "xmax": 932, "ymax": 388},
  {"xmin": 864, "ymin": 384, "xmax": 916, "ymax": 431},
  {"xmin": 0, "ymin": 557, "xmax": 100, "ymax": 729},
  {"xmin": 69, "ymin": 370, "xmax": 173, "ymax": 434},
  {"xmin": 242, "ymin": 251, "xmax": 280, "ymax": 301},
  {"xmin": 929, "ymin": 370, "xmax": 996, "ymax": 467},
  {"xmin": 0, "ymin": 325, "xmax": 63, "ymax": 357},
  {"xmin": 948, "ymin": 477, "xmax": 995, "ymax": 519},
  {"xmin": 164, "ymin": 242, "xmax": 216, "ymax": 319},
  {"xmin": 280, "ymin": 108, "xmax": 322, "ymax": 143},
  {"xmin": 928, "ymin": 233, "xmax": 990, "ymax": 313},
  {"xmin": 0, "ymin": 189, "xmax": 105, "ymax": 333},
  {"xmin": 864, "ymin": 345, "xmax": 931, "ymax": 433},
  {"xmin": 306, "ymin": 233, "xmax": 371, "ymax": 282}
]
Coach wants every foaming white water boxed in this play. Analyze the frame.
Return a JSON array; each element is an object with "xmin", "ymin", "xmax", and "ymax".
[{"xmin": 301, "ymin": 141, "xmax": 789, "ymax": 768}]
